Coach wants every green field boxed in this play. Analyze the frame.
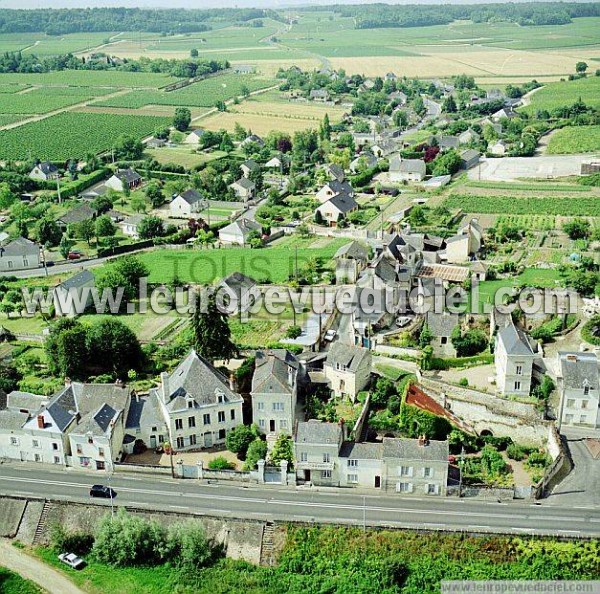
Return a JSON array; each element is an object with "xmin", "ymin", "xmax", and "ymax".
[
  {"xmin": 95, "ymin": 73, "xmax": 276, "ymax": 109},
  {"xmin": 0, "ymin": 112, "xmax": 170, "ymax": 160},
  {"xmin": 444, "ymin": 194, "xmax": 600, "ymax": 217},
  {"xmin": 546, "ymin": 125, "xmax": 600, "ymax": 154},
  {"xmin": 0, "ymin": 566, "xmax": 42, "ymax": 594},
  {"xmin": 523, "ymin": 76, "xmax": 600, "ymax": 113},
  {"xmin": 138, "ymin": 240, "xmax": 347, "ymax": 284},
  {"xmin": 0, "ymin": 70, "xmax": 177, "ymax": 88},
  {"xmin": 0, "ymin": 90, "xmax": 104, "ymax": 114},
  {"xmin": 0, "ymin": 114, "xmax": 28, "ymax": 126}
]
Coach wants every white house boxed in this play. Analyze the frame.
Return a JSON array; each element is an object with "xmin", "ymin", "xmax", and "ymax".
[
  {"xmin": 495, "ymin": 322, "xmax": 536, "ymax": 397},
  {"xmin": 389, "ymin": 156, "xmax": 426, "ymax": 182},
  {"xmin": 489, "ymin": 140, "xmax": 508, "ymax": 156},
  {"xmin": 170, "ymin": 189, "xmax": 204, "ymax": 218},
  {"xmin": 218, "ymin": 218, "xmax": 262, "ymax": 245},
  {"xmin": 105, "ymin": 168, "xmax": 142, "ymax": 192},
  {"xmin": 152, "ymin": 350, "xmax": 244, "ymax": 451},
  {"xmin": 230, "ymin": 178, "xmax": 256, "ymax": 201},
  {"xmin": 315, "ymin": 179, "xmax": 354, "ymax": 204},
  {"xmin": 324, "ymin": 343, "xmax": 372, "ymax": 401},
  {"xmin": 119, "ymin": 214, "xmax": 145, "ymax": 238},
  {"xmin": 0, "ymin": 237, "xmax": 40, "ymax": 272},
  {"xmin": 316, "ymin": 193, "xmax": 358, "ymax": 227},
  {"xmin": 53, "ymin": 269, "xmax": 95, "ymax": 318},
  {"xmin": 240, "ymin": 159, "xmax": 260, "ymax": 178},
  {"xmin": 251, "ymin": 349, "xmax": 300, "ymax": 436},
  {"xmin": 29, "ymin": 162, "xmax": 59, "ymax": 182},
  {"xmin": 425, "ymin": 311, "xmax": 460, "ymax": 358},
  {"xmin": 183, "ymin": 129, "xmax": 206, "ymax": 145},
  {"xmin": 557, "ymin": 352, "xmax": 600, "ymax": 430}
]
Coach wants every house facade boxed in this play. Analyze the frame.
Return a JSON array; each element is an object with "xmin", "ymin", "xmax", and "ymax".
[
  {"xmin": 105, "ymin": 168, "xmax": 142, "ymax": 192},
  {"xmin": 295, "ymin": 420, "xmax": 344, "ymax": 485},
  {"xmin": 170, "ymin": 189, "xmax": 204, "ymax": 217},
  {"xmin": 218, "ymin": 218, "xmax": 262, "ymax": 245},
  {"xmin": 0, "ymin": 238, "xmax": 40, "ymax": 272},
  {"xmin": 495, "ymin": 322, "xmax": 536, "ymax": 397},
  {"xmin": 389, "ymin": 156, "xmax": 426, "ymax": 182},
  {"xmin": 324, "ymin": 343, "xmax": 372, "ymax": 400},
  {"xmin": 53, "ymin": 269, "xmax": 95, "ymax": 318},
  {"xmin": 29, "ymin": 162, "xmax": 59, "ymax": 181}
]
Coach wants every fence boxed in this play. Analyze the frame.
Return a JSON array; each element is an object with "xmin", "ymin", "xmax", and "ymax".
[{"xmin": 97, "ymin": 239, "xmax": 154, "ymax": 258}]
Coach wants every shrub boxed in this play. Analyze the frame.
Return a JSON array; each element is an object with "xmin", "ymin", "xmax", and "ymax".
[
  {"xmin": 507, "ymin": 443, "xmax": 526, "ymax": 461},
  {"xmin": 50, "ymin": 524, "xmax": 94, "ymax": 556},
  {"xmin": 208, "ymin": 456, "xmax": 235, "ymax": 470},
  {"xmin": 225, "ymin": 425, "xmax": 256, "ymax": 459},
  {"xmin": 244, "ymin": 438, "xmax": 267, "ymax": 470},
  {"xmin": 458, "ymin": 378, "xmax": 469, "ymax": 387}
]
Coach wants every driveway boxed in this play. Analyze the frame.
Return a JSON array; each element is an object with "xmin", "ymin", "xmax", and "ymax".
[{"xmin": 0, "ymin": 539, "xmax": 84, "ymax": 594}]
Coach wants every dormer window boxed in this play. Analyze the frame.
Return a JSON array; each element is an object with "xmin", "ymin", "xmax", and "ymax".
[
  {"xmin": 187, "ymin": 400, "xmax": 194, "ymax": 409},
  {"xmin": 215, "ymin": 389, "xmax": 225, "ymax": 404}
]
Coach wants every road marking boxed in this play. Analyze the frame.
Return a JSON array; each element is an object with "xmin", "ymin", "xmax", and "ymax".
[
  {"xmin": 467, "ymin": 525, "xmax": 491, "ymax": 530},
  {"xmin": 169, "ymin": 505, "xmax": 188, "ymax": 510}
]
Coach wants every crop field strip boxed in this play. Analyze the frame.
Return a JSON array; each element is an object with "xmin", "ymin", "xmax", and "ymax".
[
  {"xmin": 444, "ymin": 194, "xmax": 600, "ymax": 217},
  {"xmin": 521, "ymin": 76, "xmax": 600, "ymax": 113},
  {"xmin": 546, "ymin": 125, "xmax": 600, "ymax": 154},
  {"xmin": 0, "ymin": 112, "xmax": 170, "ymax": 161}
]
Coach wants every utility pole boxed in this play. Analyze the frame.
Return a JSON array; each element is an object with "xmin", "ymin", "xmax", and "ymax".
[
  {"xmin": 362, "ymin": 495, "xmax": 367, "ymax": 531},
  {"xmin": 295, "ymin": 246, "xmax": 299, "ymax": 281},
  {"xmin": 458, "ymin": 446, "xmax": 465, "ymax": 498}
]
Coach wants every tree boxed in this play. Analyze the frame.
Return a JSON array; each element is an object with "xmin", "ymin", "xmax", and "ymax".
[
  {"xmin": 269, "ymin": 433, "xmax": 294, "ymax": 468},
  {"xmin": 225, "ymin": 425, "xmax": 256, "ymax": 459},
  {"xmin": 86, "ymin": 318, "xmax": 143, "ymax": 376},
  {"xmin": 137, "ymin": 215, "xmax": 165, "ymax": 239},
  {"xmin": 145, "ymin": 183, "xmax": 165, "ymax": 208},
  {"xmin": 191, "ymin": 290, "xmax": 237, "ymax": 363},
  {"xmin": 243, "ymin": 439, "xmax": 267, "ymax": 470},
  {"xmin": 92, "ymin": 194, "xmax": 114, "ymax": 215},
  {"xmin": 114, "ymin": 134, "xmax": 143, "ymax": 160},
  {"xmin": 45, "ymin": 319, "xmax": 88, "ymax": 378},
  {"xmin": 73, "ymin": 218, "xmax": 95, "ymax": 246},
  {"xmin": 419, "ymin": 324, "xmax": 433, "ymax": 348},
  {"xmin": 432, "ymin": 149, "xmax": 462, "ymax": 176},
  {"xmin": 173, "ymin": 107, "xmax": 192, "ymax": 132},
  {"xmin": 130, "ymin": 194, "xmax": 148, "ymax": 214},
  {"xmin": 576, "ymin": 61, "xmax": 588, "ymax": 75},
  {"xmin": 95, "ymin": 215, "xmax": 116, "ymax": 243},
  {"xmin": 442, "ymin": 94, "xmax": 457, "ymax": 113},
  {"xmin": 219, "ymin": 132, "xmax": 234, "ymax": 152},
  {"xmin": 215, "ymin": 100, "xmax": 226, "ymax": 112},
  {"xmin": 36, "ymin": 217, "xmax": 62, "ymax": 247},
  {"xmin": 286, "ymin": 325, "xmax": 302, "ymax": 339},
  {"xmin": 59, "ymin": 235, "xmax": 75, "ymax": 259},
  {"xmin": 0, "ymin": 183, "xmax": 16, "ymax": 210},
  {"xmin": 320, "ymin": 113, "xmax": 331, "ymax": 141},
  {"xmin": 190, "ymin": 48, "xmax": 199, "ymax": 58},
  {"xmin": 96, "ymin": 255, "xmax": 149, "ymax": 302},
  {"xmin": 563, "ymin": 218, "xmax": 590, "ymax": 240},
  {"xmin": 392, "ymin": 109, "xmax": 408, "ymax": 129}
]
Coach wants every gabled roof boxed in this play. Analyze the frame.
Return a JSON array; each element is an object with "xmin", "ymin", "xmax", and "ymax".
[
  {"xmin": 34, "ymin": 161, "xmax": 58, "ymax": 175},
  {"xmin": 326, "ymin": 342, "xmax": 370, "ymax": 372},
  {"xmin": 325, "ymin": 192, "xmax": 358, "ymax": 214},
  {"xmin": 220, "ymin": 271, "xmax": 257, "ymax": 294},
  {"xmin": 57, "ymin": 269, "xmax": 94, "ymax": 291},
  {"xmin": 188, "ymin": 128, "xmax": 205, "ymax": 138},
  {"xmin": 389, "ymin": 156, "xmax": 426, "ymax": 175},
  {"xmin": 559, "ymin": 352, "xmax": 599, "ymax": 390},
  {"xmin": 114, "ymin": 168, "xmax": 141, "ymax": 183},
  {"xmin": 219, "ymin": 218, "xmax": 262, "ymax": 237},
  {"xmin": 177, "ymin": 189, "xmax": 203, "ymax": 205},
  {"xmin": 232, "ymin": 177, "xmax": 256, "ymax": 190},
  {"xmin": 77, "ymin": 402, "xmax": 119, "ymax": 436},
  {"xmin": 324, "ymin": 163, "xmax": 345, "ymax": 182},
  {"xmin": 241, "ymin": 159, "xmax": 260, "ymax": 172},
  {"xmin": 321, "ymin": 179, "xmax": 353, "ymax": 196},
  {"xmin": 339, "ymin": 441, "xmax": 383, "ymax": 459},
  {"xmin": 497, "ymin": 322, "xmax": 535, "ymax": 356},
  {"xmin": 334, "ymin": 241, "xmax": 369, "ymax": 262},
  {"xmin": 57, "ymin": 203, "xmax": 95, "ymax": 225},
  {"xmin": 382, "ymin": 437, "xmax": 449, "ymax": 462},
  {"xmin": 3, "ymin": 237, "xmax": 39, "ymax": 257},
  {"xmin": 460, "ymin": 149, "xmax": 480, "ymax": 161},
  {"xmin": 242, "ymin": 134, "xmax": 264, "ymax": 146},
  {"xmin": 158, "ymin": 350, "xmax": 242, "ymax": 411},
  {"xmin": 252, "ymin": 349, "xmax": 298, "ymax": 395},
  {"xmin": 425, "ymin": 311, "xmax": 459, "ymax": 337},
  {"xmin": 296, "ymin": 420, "xmax": 341, "ymax": 445}
]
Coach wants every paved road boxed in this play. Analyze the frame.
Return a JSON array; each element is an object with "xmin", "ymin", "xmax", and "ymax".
[
  {"xmin": 0, "ymin": 464, "xmax": 598, "ymax": 537},
  {"xmin": 0, "ymin": 538, "xmax": 85, "ymax": 594}
]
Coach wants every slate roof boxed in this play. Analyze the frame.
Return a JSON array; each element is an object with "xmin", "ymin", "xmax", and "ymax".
[
  {"xmin": 125, "ymin": 393, "xmax": 164, "ymax": 431},
  {"xmin": 559, "ymin": 352, "xmax": 599, "ymax": 390},
  {"xmin": 323, "ymin": 179, "xmax": 354, "ymax": 196},
  {"xmin": 431, "ymin": 135, "xmax": 460, "ymax": 149},
  {"xmin": 242, "ymin": 134, "xmax": 264, "ymax": 146},
  {"xmin": 177, "ymin": 189, "xmax": 203, "ymax": 205},
  {"xmin": 334, "ymin": 241, "xmax": 369, "ymax": 262},
  {"xmin": 57, "ymin": 269, "xmax": 94, "ymax": 291},
  {"xmin": 339, "ymin": 441, "xmax": 383, "ymax": 459},
  {"xmin": 326, "ymin": 192, "xmax": 358, "ymax": 214},
  {"xmin": 296, "ymin": 420, "xmax": 342, "ymax": 445},
  {"xmin": 58, "ymin": 203, "xmax": 95, "ymax": 225},
  {"xmin": 3, "ymin": 237, "xmax": 39, "ymax": 257},
  {"xmin": 188, "ymin": 129, "xmax": 205, "ymax": 138},
  {"xmin": 219, "ymin": 218, "xmax": 262, "ymax": 237},
  {"xmin": 327, "ymin": 342, "xmax": 370, "ymax": 372},
  {"xmin": 220, "ymin": 271, "xmax": 257, "ymax": 296},
  {"xmin": 460, "ymin": 149, "xmax": 480, "ymax": 162},
  {"xmin": 232, "ymin": 177, "xmax": 256, "ymax": 190},
  {"xmin": 325, "ymin": 163, "xmax": 345, "ymax": 182},
  {"xmin": 77, "ymin": 403, "xmax": 119, "ymax": 436},
  {"xmin": 6, "ymin": 391, "xmax": 45, "ymax": 412},
  {"xmin": 34, "ymin": 162, "xmax": 58, "ymax": 175},
  {"xmin": 425, "ymin": 311, "xmax": 459, "ymax": 337},
  {"xmin": 115, "ymin": 168, "xmax": 141, "ymax": 183},
  {"xmin": 310, "ymin": 89, "xmax": 330, "ymax": 99},
  {"xmin": 382, "ymin": 437, "xmax": 449, "ymax": 462},
  {"xmin": 241, "ymin": 159, "xmax": 260, "ymax": 172},
  {"xmin": 389, "ymin": 156, "xmax": 426, "ymax": 175},
  {"xmin": 158, "ymin": 350, "xmax": 242, "ymax": 412},
  {"xmin": 0, "ymin": 409, "xmax": 29, "ymax": 430},
  {"xmin": 252, "ymin": 349, "xmax": 298, "ymax": 395},
  {"xmin": 497, "ymin": 323, "xmax": 535, "ymax": 356}
]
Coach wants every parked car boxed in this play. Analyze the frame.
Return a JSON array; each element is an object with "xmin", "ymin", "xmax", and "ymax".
[
  {"xmin": 58, "ymin": 552, "xmax": 86, "ymax": 570},
  {"xmin": 324, "ymin": 329, "xmax": 337, "ymax": 342},
  {"xmin": 396, "ymin": 316, "xmax": 413, "ymax": 328},
  {"xmin": 44, "ymin": 260, "xmax": 55, "ymax": 267},
  {"xmin": 67, "ymin": 251, "xmax": 82, "ymax": 260},
  {"xmin": 89, "ymin": 484, "xmax": 116, "ymax": 499}
]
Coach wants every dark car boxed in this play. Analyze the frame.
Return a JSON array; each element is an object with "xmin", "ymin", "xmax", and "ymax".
[
  {"xmin": 67, "ymin": 251, "xmax": 82, "ymax": 260},
  {"xmin": 89, "ymin": 484, "xmax": 116, "ymax": 499}
]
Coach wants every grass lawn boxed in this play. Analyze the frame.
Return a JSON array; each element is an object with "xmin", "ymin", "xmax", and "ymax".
[
  {"xmin": 138, "ymin": 240, "xmax": 347, "ymax": 284},
  {"xmin": 546, "ymin": 125, "xmax": 600, "ymax": 154},
  {"xmin": 0, "ymin": 566, "xmax": 43, "ymax": 594}
]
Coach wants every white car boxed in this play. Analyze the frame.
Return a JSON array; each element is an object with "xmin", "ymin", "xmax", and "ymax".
[
  {"xmin": 58, "ymin": 553, "xmax": 86, "ymax": 570},
  {"xmin": 396, "ymin": 316, "xmax": 413, "ymax": 328},
  {"xmin": 324, "ymin": 329, "xmax": 337, "ymax": 342}
]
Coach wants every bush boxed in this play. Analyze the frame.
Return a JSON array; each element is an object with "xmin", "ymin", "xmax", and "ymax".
[
  {"xmin": 208, "ymin": 456, "xmax": 235, "ymax": 470},
  {"xmin": 244, "ymin": 438, "xmax": 267, "ymax": 470},
  {"xmin": 458, "ymin": 378, "xmax": 469, "ymax": 387},
  {"xmin": 581, "ymin": 315, "xmax": 600, "ymax": 346},
  {"xmin": 225, "ymin": 425, "xmax": 256, "ymax": 459},
  {"xmin": 507, "ymin": 443, "xmax": 526, "ymax": 461},
  {"xmin": 50, "ymin": 524, "xmax": 94, "ymax": 556}
]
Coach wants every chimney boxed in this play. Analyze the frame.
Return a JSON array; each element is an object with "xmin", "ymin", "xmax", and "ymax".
[
  {"xmin": 159, "ymin": 372, "xmax": 170, "ymax": 404},
  {"xmin": 37, "ymin": 414, "xmax": 45, "ymax": 429},
  {"xmin": 229, "ymin": 373, "xmax": 237, "ymax": 392}
]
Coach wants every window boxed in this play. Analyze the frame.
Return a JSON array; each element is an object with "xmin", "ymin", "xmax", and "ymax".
[
  {"xmin": 399, "ymin": 466, "xmax": 413, "ymax": 477},
  {"xmin": 217, "ymin": 394, "xmax": 224, "ymax": 404},
  {"xmin": 280, "ymin": 419, "xmax": 288, "ymax": 429},
  {"xmin": 580, "ymin": 415, "xmax": 588, "ymax": 424},
  {"xmin": 79, "ymin": 456, "xmax": 91, "ymax": 467},
  {"xmin": 427, "ymin": 484, "xmax": 439, "ymax": 495},
  {"xmin": 565, "ymin": 414, "xmax": 574, "ymax": 424},
  {"xmin": 158, "ymin": 435, "xmax": 164, "ymax": 443},
  {"xmin": 440, "ymin": 336, "xmax": 447, "ymax": 344},
  {"xmin": 203, "ymin": 413, "xmax": 211, "ymax": 425},
  {"xmin": 348, "ymin": 459, "xmax": 358, "ymax": 468},
  {"xmin": 152, "ymin": 426, "xmax": 157, "ymax": 432},
  {"xmin": 582, "ymin": 400, "xmax": 588, "ymax": 409},
  {"xmin": 98, "ymin": 447, "xmax": 104, "ymax": 458},
  {"xmin": 76, "ymin": 444, "xmax": 83, "ymax": 455},
  {"xmin": 32, "ymin": 439, "xmax": 40, "ymax": 448},
  {"xmin": 423, "ymin": 467, "xmax": 433, "ymax": 478},
  {"xmin": 52, "ymin": 442, "xmax": 59, "ymax": 451},
  {"xmin": 218, "ymin": 411, "xmax": 225, "ymax": 423},
  {"xmin": 176, "ymin": 437, "xmax": 184, "ymax": 449},
  {"xmin": 514, "ymin": 381, "xmax": 521, "ymax": 391},
  {"xmin": 259, "ymin": 419, "xmax": 266, "ymax": 429},
  {"xmin": 273, "ymin": 402, "xmax": 284, "ymax": 412},
  {"xmin": 515, "ymin": 365, "xmax": 522, "ymax": 375},
  {"xmin": 347, "ymin": 474, "xmax": 358, "ymax": 484},
  {"xmin": 218, "ymin": 429, "xmax": 226, "ymax": 440},
  {"xmin": 567, "ymin": 399, "xmax": 575, "ymax": 408},
  {"xmin": 230, "ymin": 409, "xmax": 236, "ymax": 421},
  {"xmin": 584, "ymin": 385, "xmax": 590, "ymax": 396},
  {"xmin": 188, "ymin": 400, "xmax": 194, "ymax": 409},
  {"xmin": 54, "ymin": 456, "xmax": 60, "ymax": 464},
  {"xmin": 323, "ymin": 453, "xmax": 330, "ymax": 463},
  {"xmin": 88, "ymin": 436, "xmax": 94, "ymax": 444},
  {"xmin": 189, "ymin": 434, "xmax": 197, "ymax": 446},
  {"xmin": 321, "ymin": 470, "xmax": 332, "ymax": 479},
  {"xmin": 300, "ymin": 452, "xmax": 307, "ymax": 462},
  {"xmin": 10, "ymin": 437, "xmax": 18, "ymax": 446},
  {"xmin": 175, "ymin": 418, "xmax": 183, "ymax": 430},
  {"xmin": 188, "ymin": 416, "xmax": 196, "ymax": 428},
  {"xmin": 396, "ymin": 482, "xmax": 412, "ymax": 493},
  {"xmin": 258, "ymin": 402, "xmax": 265, "ymax": 411},
  {"xmin": 34, "ymin": 454, "xmax": 41, "ymax": 462}
]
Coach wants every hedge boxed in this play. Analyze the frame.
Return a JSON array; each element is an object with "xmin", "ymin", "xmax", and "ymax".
[{"xmin": 430, "ymin": 352, "xmax": 494, "ymax": 370}]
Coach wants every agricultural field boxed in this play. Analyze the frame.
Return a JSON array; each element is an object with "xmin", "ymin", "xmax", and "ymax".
[
  {"xmin": 546, "ymin": 125, "xmax": 600, "ymax": 154},
  {"xmin": 0, "ymin": 87, "xmax": 114, "ymax": 115},
  {"xmin": 0, "ymin": 70, "xmax": 177, "ymax": 88},
  {"xmin": 522, "ymin": 76, "xmax": 600, "ymax": 113},
  {"xmin": 22, "ymin": 32, "xmax": 120, "ymax": 56},
  {"xmin": 0, "ymin": 112, "xmax": 170, "ymax": 160},
  {"xmin": 138, "ymin": 239, "xmax": 347, "ymax": 285},
  {"xmin": 495, "ymin": 214, "xmax": 557, "ymax": 231},
  {"xmin": 145, "ymin": 146, "xmax": 228, "ymax": 169},
  {"xmin": 444, "ymin": 193, "xmax": 600, "ymax": 217},
  {"xmin": 94, "ymin": 73, "xmax": 277, "ymax": 109}
]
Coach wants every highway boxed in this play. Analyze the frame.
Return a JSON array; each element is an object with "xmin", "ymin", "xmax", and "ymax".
[{"xmin": 0, "ymin": 464, "xmax": 599, "ymax": 537}]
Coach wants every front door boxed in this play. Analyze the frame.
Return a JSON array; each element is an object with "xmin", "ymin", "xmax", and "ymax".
[
  {"xmin": 150, "ymin": 435, "xmax": 156, "ymax": 449},
  {"xmin": 204, "ymin": 432, "xmax": 213, "ymax": 448},
  {"xmin": 375, "ymin": 476, "xmax": 381, "ymax": 488},
  {"xmin": 270, "ymin": 419, "xmax": 276, "ymax": 432},
  {"xmin": 304, "ymin": 470, "xmax": 311, "ymax": 481}
]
